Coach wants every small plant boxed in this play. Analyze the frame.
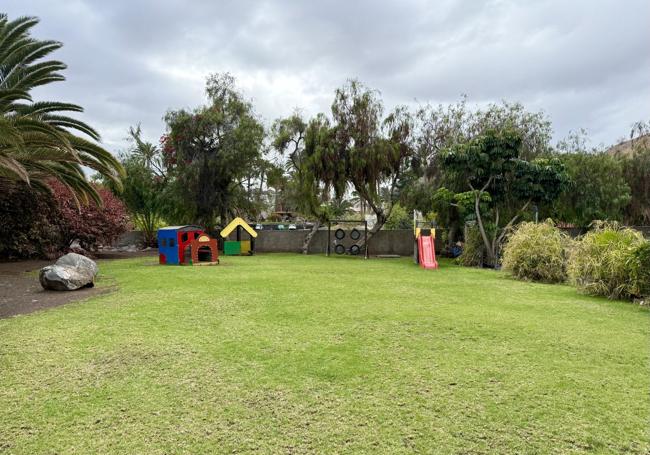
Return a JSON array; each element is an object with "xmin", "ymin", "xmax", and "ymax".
[
  {"xmin": 501, "ymin": 220, "xmax": 571, "ymax": 283},
  {"xmin": 458, "ymin": 224, "xmax": 487, "ymax": 267},
  {"xmin": 628, "ymin": 242, "xmax": 650, "ymax": 298},
  {"xmin": 568, "ymin": 222, "xmax": 649, "ymax": 300}
]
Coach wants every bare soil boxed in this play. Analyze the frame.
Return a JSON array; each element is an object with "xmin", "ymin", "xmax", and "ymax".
[{"xmin": 0, "ymin": 251, "xmax": 155, "ymax": 319}]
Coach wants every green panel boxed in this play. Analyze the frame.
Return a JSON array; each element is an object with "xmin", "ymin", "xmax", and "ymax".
[{"xmin": 223, "ymin": 241, "xmax": 241, "ymax": 256}]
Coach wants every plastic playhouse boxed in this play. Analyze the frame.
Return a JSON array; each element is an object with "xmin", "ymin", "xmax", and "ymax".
[
  {"xmin": 158, "ymin": 225, "xmax": 219, "ymax": 265},
  {"xmin": 220, "ymin": 217, "xmax": 257, "ymax": 255},
  {"xmin": 413, "ymin": 212, "xmax": 438, "ymax": 269}
]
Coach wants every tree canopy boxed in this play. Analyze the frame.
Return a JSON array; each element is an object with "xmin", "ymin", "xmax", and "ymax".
[
  {"xmin": 162, "ymin": 73, "xmax": 264, "ymax": 229},
  {"xmin": 305, "ymin": 80, "xmax": 414, "ymax": 239},
  {"xmin": 443, "ymin": 128, "xmax": 568, "ymax": 264}
]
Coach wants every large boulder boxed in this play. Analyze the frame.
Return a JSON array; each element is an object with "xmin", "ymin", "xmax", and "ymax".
[
  {"xmin": 55, "ymin": 252, "xmax": 98, "ymax": 276},
  {"xmin": 39, "ymin": 253, "xmax": 98, "ymax": 291}
]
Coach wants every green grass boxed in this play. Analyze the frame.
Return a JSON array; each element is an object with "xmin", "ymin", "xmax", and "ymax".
[{"xmin": 1, "ymin": 254, "xmax": 648, "ymax": 454}]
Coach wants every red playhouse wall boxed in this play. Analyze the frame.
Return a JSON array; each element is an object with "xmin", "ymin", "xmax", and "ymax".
[{"xmin": 177, "ymin": 229, "xmax": 203, "ymax": 264}]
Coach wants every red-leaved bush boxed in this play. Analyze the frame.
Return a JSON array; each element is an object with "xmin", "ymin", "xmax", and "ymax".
[
  {"xmin": 49, "ymin": 181, "xmax": 131, "ymax": 251},
  {"xmin": 0, "ymin": 182, "xmax": 63, "ymax": 259},
  {"xmin": 0, "ymin": 181, "xmax": 131, "ymax": 260}
]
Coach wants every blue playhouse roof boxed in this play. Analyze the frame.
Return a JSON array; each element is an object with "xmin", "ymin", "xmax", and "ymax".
[{"xmin": 158, "ymin": 225, "xmax": 203, "ymax": 232}]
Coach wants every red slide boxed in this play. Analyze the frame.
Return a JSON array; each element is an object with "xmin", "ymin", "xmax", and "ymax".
[{"xmin": 418, "ymin": 235, "xmax": 439, "ymax": 269}]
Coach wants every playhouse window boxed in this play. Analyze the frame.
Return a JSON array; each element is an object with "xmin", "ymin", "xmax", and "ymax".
[
  {"xmin": 181, "ymin": 233, "xmax": 188, "ymax": 242},
  {"xmin": 161, "ymin": 238, "xmax": 167, "ymax": 247},
  {"xmin": 194, "ymin": 232, "xmax": 200, "ymax": 239},
  {"xmin": 169, "ymin": 238, "xmax": 175, "ymax": 247}
]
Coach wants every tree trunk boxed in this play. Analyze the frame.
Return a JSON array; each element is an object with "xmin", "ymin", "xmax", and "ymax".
[
  {"xmin": 474, "ymin": 192, "xmax": 496, "ymax": 266},
  {"xmin": 447, "ymin": 225, "xmax": 457, "ymax": 250},
  {"xmin": 301, "ymin": 220, "xmax": 321, "ymax": 254},
  {"xmin": 219, "ymin": 207, "xmax": 228, "ymax": 230},
  {"xmin": 355, "ymin": 210, "xmax": 387, "ymax": 254}
]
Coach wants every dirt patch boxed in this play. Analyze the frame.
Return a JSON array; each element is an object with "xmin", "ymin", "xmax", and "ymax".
[{"xmin": 0, "ymin": 251, "xmax": 155, "ymax": 319}]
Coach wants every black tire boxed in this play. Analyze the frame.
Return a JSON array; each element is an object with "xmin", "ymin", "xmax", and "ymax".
[
  {"xmin": 334, "ymin": 244, "xmax": 346, "ymax": 255},
  {"xmin": 349, "ymin": 244, "xmax": 360, "ymax": 255},
  {"xmin": 334, "ymin": 228, "xmax": 346, "ymax": 240},
  {"xmin": 350, "ymin": 228, "xmax": 361, "ymax": 240}
]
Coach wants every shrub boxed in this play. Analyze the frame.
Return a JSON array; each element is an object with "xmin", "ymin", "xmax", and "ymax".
[
  {"xmin": 51, "ymin": 181, "xmax": 131, "ymax": 251},
  {"xmin": 458, "ymin": 224, "xmax": 486, "ymax": 267},
  {"xmin": 385, "ymin": 204, "xmax": 411, "ymax": 230},
  {"xmin": 568, "ymin": 222, "xmax": 649, "ymax": 300},
  {"xmin": 628, "ymin": 242, "xmax": 650, "ymax": 298},
  {"xmin": 501, "ymin": 220, "xmax": 570, "ymax": 283},
  {"xmin": 0, "ymin": 183, "xmax": 63, "ymax": 259},
  {"xmin": 0, "ymin": 182, "xmax": 131, "ymax": 260}
]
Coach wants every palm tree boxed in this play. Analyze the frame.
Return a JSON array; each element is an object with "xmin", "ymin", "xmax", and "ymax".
[{"xmin": 0, "ymin": 14, "xmax": 123, "ymax": 204}]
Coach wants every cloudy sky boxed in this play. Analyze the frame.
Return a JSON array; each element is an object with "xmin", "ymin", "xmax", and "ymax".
[{"xmin": 5, "ymin": 0, "xmax": 650, "ymax": 152}]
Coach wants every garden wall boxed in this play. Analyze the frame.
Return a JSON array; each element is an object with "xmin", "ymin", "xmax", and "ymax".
[
  {"xmin": 114, "ymin": 229, "xmax": 443, "ymax": 256},
  {"xmin": 250, "ymin": 229, "xmax": 438, "ymax": 256},
  {"xmin": 115, "ymin": 225, "xmax": 650, "ymax": 255}
]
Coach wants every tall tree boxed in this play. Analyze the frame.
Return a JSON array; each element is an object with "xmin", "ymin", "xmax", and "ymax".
[
  {"xmin": 553, "ymin": 151, "xmax": 630, "ymax": 226},
  {"xmin": 163, "ymin": 73, "xmax": 264, "ymax": 228},
  {"xmin": 413, "ymin": 99, "xmax": 553, "ymax": 185},
  {"xmin": 403, "ymin": 99, "xmax": 553, "ymax": 245},
  {"xmin": 309, "ymin": 80, "xmax": 413, "ymax": 241},
  {"xmin": 443, "ymin": 128, "xmax": 568, "ymax": 265},
  {"xmin": 108, "ymin": 126, "xmax": 168, "ymax": 246},
  {"xmin": 621, "ymin": 121, "xmax": 650, "ymax": 225},
  {"xmin": 272, "ymin": 112, "xmax": 345, "ymax": 252},
  {"xmin": 0, "ymin": 14, "xmax": 123, "ymax": 203}
]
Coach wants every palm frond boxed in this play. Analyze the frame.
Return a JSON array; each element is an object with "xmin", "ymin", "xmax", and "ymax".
[
  {"xmin": 43, "ymin": 114, "xmax": 100, "ymax": 140},
  {"xmin": 13, "ymin": 101, "xmax": 83, "ymax": 115},
  {"xmin": 0, "ymin": 155, "xmax": 29, "ymax": 182},
  {"xmin": 0, "ymin": 13, "xmax": 122, "ymax": 202}
]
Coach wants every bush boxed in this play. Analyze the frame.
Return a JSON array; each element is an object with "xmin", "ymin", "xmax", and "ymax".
[
  {"xmin": 0, "ymin": 182, "xmax": 131, "ymax": 260},
  {"xmin": 0, "ymin": 183, "xmax": 63, "ymax": 259},
  {"xmin": 628, "ymin": 242, "xmax": 650, "ymax": 298},
  {"xmin": 501, "ymin": 220, "xmax": 570, "ymax": 283},
  {"xmin": 458, "ymin": 224, "xmax": 486, "ymax": 267},
  {"xmin": 568, "ymin": 222, "xmax": 649, "ymax": 300},
  {"xmin": 51, "ymin": 181, "xmax": 131, "ymax": 251},
  {"xmin": 385, "ymin": 204, "xmax": 411, "ymax": 230}
]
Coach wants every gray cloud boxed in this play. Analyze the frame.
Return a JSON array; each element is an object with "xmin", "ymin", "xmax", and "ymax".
[{"xmin": 5, "ymin": 0, "xmax": 649, "ymax": 151}]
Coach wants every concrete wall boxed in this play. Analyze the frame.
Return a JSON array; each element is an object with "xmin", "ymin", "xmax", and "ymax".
[
  {"xmin": 224, "ymin": 229, "xmax": 443, "ymax": 256},
  {"xmin": 245, "ymin": 229, "xmax": 443, "ymax": 256},
  {"xmin": 115, "ymin": 229, "xmax": 430, "ymax": 256},
  {"xmin": 116, "ymin": 225, "xmax": 650, "ymax": 254},
  {"xmin": 114, "ymin": 230, "xmax": 144, "ymax": 247}
]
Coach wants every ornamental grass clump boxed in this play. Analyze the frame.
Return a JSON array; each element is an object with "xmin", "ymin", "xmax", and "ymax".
[
  {"xmin": 627, "ymin": 241, "xmax": 650, "ymax": 299},
  {"xmin": 458, "ymin": 224, "xmax": 487, "ymax": 267},
  {"xmin": 568, "ymin": 222, "xmax": 650, "ymax": 300},
  {"xmin": 501, "ymin": 220, "xmax": 570, "ymax": 283}
]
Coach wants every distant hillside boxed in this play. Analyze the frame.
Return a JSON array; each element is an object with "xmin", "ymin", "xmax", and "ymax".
[{"xmin": 606, "ymin": 133, "xmax": 650, "ymax": 157}]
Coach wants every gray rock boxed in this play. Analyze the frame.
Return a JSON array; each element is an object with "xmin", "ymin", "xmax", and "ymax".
[
  {"xmin": 39, "ymin": 253, "xmax": 98, "ymax": 291},
  {"xmin": 56, "ymin": 252, "xmax": 98, "ymax": 276}
]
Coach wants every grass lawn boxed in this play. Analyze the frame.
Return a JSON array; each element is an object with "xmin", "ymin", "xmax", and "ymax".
[{"xmin": 0, "ymin": 254, "xmax": 648, "ymax": 454}]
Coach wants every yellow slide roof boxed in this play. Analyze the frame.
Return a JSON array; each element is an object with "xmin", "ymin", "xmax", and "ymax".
[{"xmin": 220, "ymin": 217, "xmax": 258, "ymax": 238}]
